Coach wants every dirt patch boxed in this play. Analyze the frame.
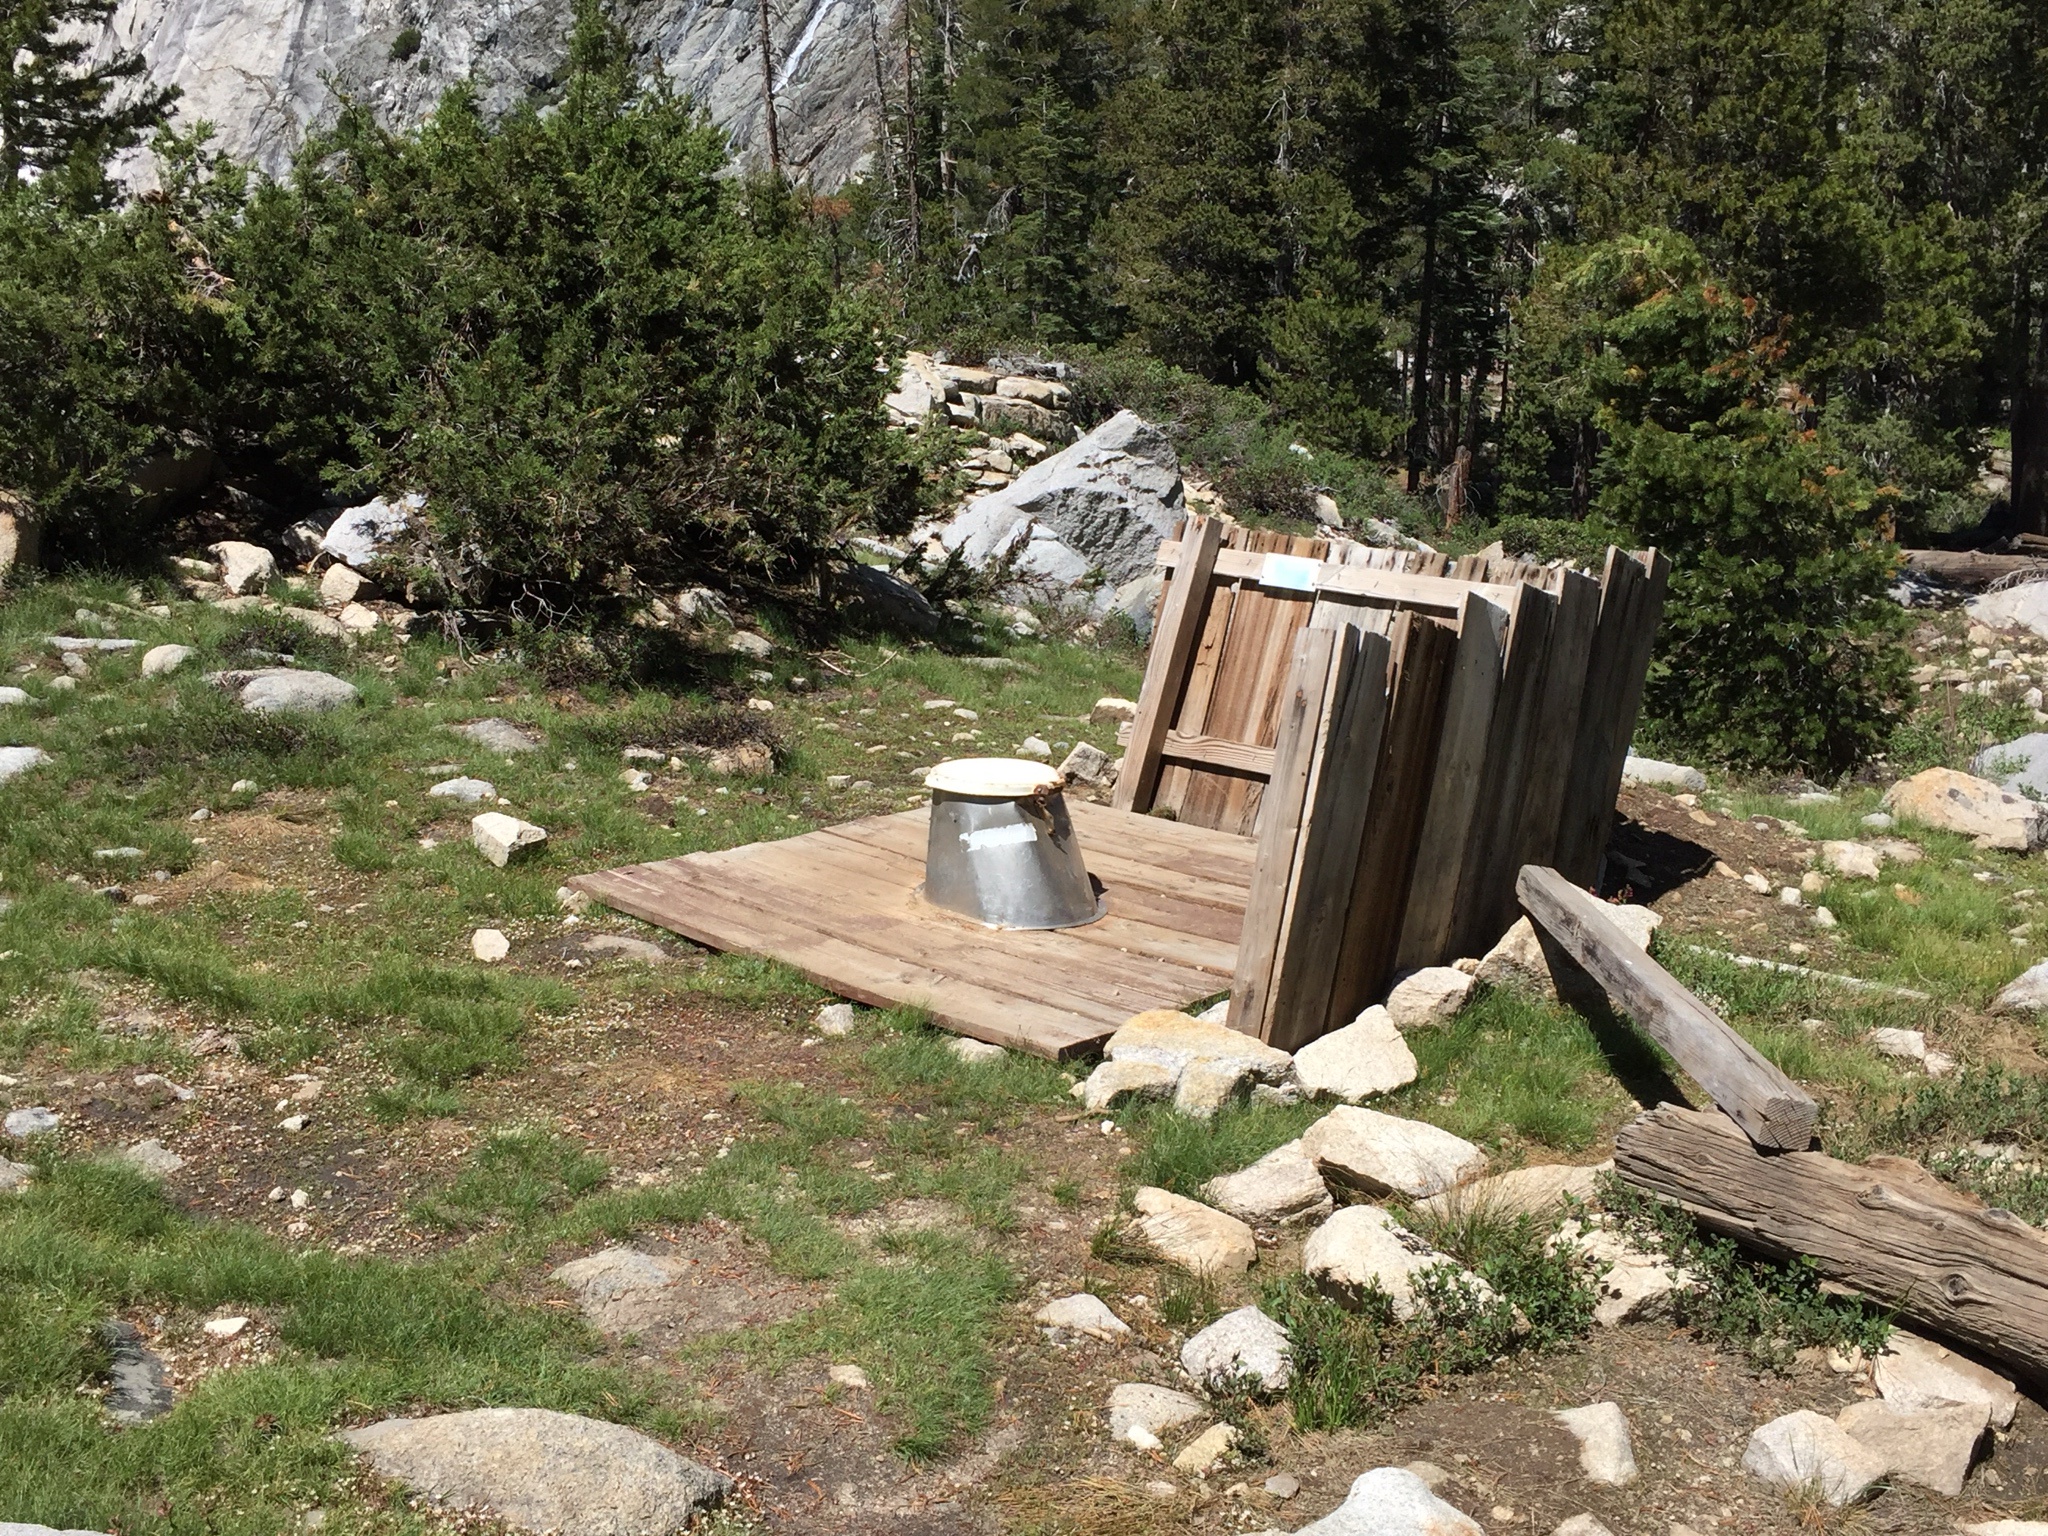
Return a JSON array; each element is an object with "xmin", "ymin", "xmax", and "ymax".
[{"xmin": 551, "ymin": 1222, "xmax": 824, "ymax": 1340}]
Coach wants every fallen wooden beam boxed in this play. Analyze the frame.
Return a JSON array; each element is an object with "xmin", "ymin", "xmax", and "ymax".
[
  {"xmin": 1517, "ymin": 866, "xmax": 1819, "ymax": 1151},
  {"xmin": 1616, "ymin": 1104, "xmax": 2048, "ymax": 1382},
  {"xmin": 1902, "ymin": 548, "xmax": 2048, "ymax": 590}
]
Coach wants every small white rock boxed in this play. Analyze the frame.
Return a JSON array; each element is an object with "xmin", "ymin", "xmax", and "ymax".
[
  {"xmin": 1172, "ymin": 1422, "xmax": 1239, "ymax": 1475},
  {"xmin": 1384, "ymin": 967, "xmax": 1474, "ymax": 1029},
  {"xmin": 1874, "ymin": 1328, "xmax": 2019, "ymax": 1428},
  {"xmin": 1303, "ymin": 1204, "xmax": 1492, "ymax": 1321},
  {"xmin": 471, "ymin": 928, "xmax": 511, "ymax": 963},
  {"xmin": 815, "ymin": 1002, "xmax": 857, "ymax": 1036},
  {"xmin": 209, "ymin": 540, "xmax": 278, "ymax": 595},
  {"xmin": 1290, "ymin": 1005, "xmax": 1417, "ymax": 1102},
  {"xmin": 1742, "ymin": 1409, "xmax": 1886, "ymax": 1506},
  {"xmin": 1107, "ymin": 1382, "xmax": 1207, "ymax": 1441},
  {"xmin": 948, "ymin": 1037, "xmax": 1008, "ymax": 1065},
  {"xmin": 470, "ymin": 812, "xmax": 547, "ymax": 867},
  {"xmin": 827, "ymin": 1363, "xmax": 871, "ymax": 1392},
  {"xmin": 116, "ymin": 1139, "xmax": 186, "ymax": 1179},
  {"xmin": 1299, "ymin": 1106, "xmax": 1487, "ymax": 1200},
  {"xmin": 1868, "ymin": 1027, "xmax": 1926, "ymax": 1061},
  {"xmin": 1018, "ymin": 735, "xmax": 1053, "ymax": 760},
  {"xmin": 1120, "ymin": 1422, "xmax": 1163, "ymax": 1452},
  {"xmin": 1131, "ymin": 1187, "xmax": 1256, "ymax": 1276},
  {"xmin": 203, "ymin": 1316, "xmax": 250, "ymax": 1338},
  {"xmin": 1180, "ymin": 1305, "xmax": 1292, "ymax": 1393},
  {"xmin": 140, "ymin": 644, "xmax": 196, "ymax": 678},
  {"xmin": 429, "ymin": 776, "xmax": 496, "ymax": 803},
  {"xmin": 3, "ymin": 1106, "xmax": 59, "ymax": 1138},
  {"xmin": 1035, "ymin": 1293, "xmax": 1130, "ymax": 1342},
  {"xmin": 278, "ymin": 1114, "xmax": 310, "ymax": 1132},
  {"xmin": 1082, "ymin": 1058, "xmax": 1177, "ymax": 1112},
  {"xmin": 1553, "ymin": 1402, "xmax": 1637, "ymax": 1486}
]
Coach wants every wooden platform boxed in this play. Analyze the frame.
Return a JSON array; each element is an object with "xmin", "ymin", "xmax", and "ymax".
[{"xmin": 568, "ymin": 800, "xmax": 1254, "ymax": 1059}]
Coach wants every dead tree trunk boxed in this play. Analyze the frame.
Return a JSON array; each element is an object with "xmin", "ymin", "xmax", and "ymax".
[
  {"xmin": 1616, "ymin": 1105, "xmax": 2048, "ymax": 1383},
  {"xmin": 2014, "ymin": 299, "xmax": 2048, "ymax": 536},
  {"xmin": 757, "ymin": 0, "xmax": 782, "ymax": 173}
]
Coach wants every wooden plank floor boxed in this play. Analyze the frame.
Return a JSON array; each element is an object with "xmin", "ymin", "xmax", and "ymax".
[{"xmin": 567, "ymin": 800, "xmax": 1253, "ymax": 1059}]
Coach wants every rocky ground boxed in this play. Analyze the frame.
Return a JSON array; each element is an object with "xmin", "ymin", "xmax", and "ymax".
[{"xmin": 4, "ymin": 549, "xmax": 2048, "ymax": 1536}]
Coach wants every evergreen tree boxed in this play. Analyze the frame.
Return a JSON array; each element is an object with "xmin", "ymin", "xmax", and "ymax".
[
  {"xmin": 0, "ymin": 0, "xmax": 175, "ymax": 204},
  {"xmin": 943, "ymin": 0, "xmax": 1120, "ymax": 339},
  {"xmin": 1099, "ymin": 0, "xmax": 1448, "ymax": 454}
]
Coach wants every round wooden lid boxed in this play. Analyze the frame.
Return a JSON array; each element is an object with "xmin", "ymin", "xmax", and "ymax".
[{"xmin": 923, "ymin": 757, "xmax": 1063, "ymax": 797}]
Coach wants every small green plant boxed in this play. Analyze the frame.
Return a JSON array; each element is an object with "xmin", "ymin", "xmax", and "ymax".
[
  {"xmin": 1088, "ymin": 1212, "xmax": 1154, "ymax": 1267},
  {"xmin": 389, "ymin": 25, "xmax": 423, "ymax": 60},
  {"xmin": 1156, "ymin": 1270, "xmax": 1220, "ymax": 1331},
  {"xmin": 1260, "ymin": 1211, "xmax": 1593, "ymax": 1432},
  {"xmin": 1603, "ymin": 1181, "xmax": 1891, "ymax": 1369}
]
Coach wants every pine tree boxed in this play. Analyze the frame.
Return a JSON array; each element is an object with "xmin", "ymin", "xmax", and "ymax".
[
  {"xmin": 944, "ymin": 0, "xmax": 1121, "ymax": 339},
  {"xmin": 0, "ymin": 0, "xmax": 176, "ymax": 203},
  {"xmin": 1099, "ymin": 0, "xmax": 1449, "ymax": 453}
]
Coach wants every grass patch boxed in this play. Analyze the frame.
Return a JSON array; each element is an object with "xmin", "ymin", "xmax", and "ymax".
[
  {"xmin": 1382, "ymin": 986, "xmax": 1639, "ymax": 1152},
  {"xmin": 416, "ymin": 1128, "xmax": 612, "ymax": 1231},
  {"xmin": 860, "ymin": 1010, "xmax": 1076, "ymax": 1122},
  {"xmin": 0, "ymin": 1156, "xmax": 655, "ymax": 1530},
  {"xmin": 1119, "ymin": 1098, "xmax": 1324, "ymax": 1196}
]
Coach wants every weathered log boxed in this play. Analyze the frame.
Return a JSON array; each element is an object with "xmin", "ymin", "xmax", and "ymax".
[
  {"xmin": 1518, "ymin": 865, "xmax": 1818, "ymax": 1150},
  {"xmin": 1616, "ymin": 1104, "xmax": 2048, "ymax": 1382},
  {"xmin": 1902, "ymin": 548, "xmax": 2048, "ymax": 590}
]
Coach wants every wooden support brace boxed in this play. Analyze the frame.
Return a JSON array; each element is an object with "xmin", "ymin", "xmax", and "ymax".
[{"xmin": 1517, "ymin": 865, "xmax": 1819, "ymax": 1151}]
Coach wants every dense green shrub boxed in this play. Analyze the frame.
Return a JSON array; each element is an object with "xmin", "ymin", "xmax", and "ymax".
[
  {"xmin": 213, "ymin": 4, "xmax": 901, "ymax": 617},
  {"xmin": 0, "ymin": 139, "xmax": 238, "ymax": 561},
  {"xmin": 1536, "ymin": 234, "xmax": 1908, "ymax": 774}
]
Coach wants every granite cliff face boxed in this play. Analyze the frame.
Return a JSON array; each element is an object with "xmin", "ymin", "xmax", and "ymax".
[{"xmin": 92, "ymin": 0, "xmax": 885, "ymax": 185}]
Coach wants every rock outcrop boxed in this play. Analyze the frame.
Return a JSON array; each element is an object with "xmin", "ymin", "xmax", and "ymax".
[
  {"xmin": 927, "ymin": 411, "xmax": 1184, "ymax": 610},
  {"xmin": 94, "ymin": 0, "xmax": 882, "ymax": 189}
]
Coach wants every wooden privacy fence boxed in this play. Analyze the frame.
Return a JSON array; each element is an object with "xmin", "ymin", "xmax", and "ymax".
[{"xmin": 1113, "ymin": 517, "xmax": 1668, "ymax": 1050}]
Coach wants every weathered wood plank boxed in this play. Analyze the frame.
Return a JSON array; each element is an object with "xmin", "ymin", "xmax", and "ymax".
[
  {"xmin": 1263, "ymin": 623, "xmax": 1393, "ymax": 1051},
  {"xmin": 1117, "ymin": 514, "xmax": 1224, "ymax": 813},
  {"xmin": 795, "ymin": 826, "xmax": 1238, "ymax": 976},
  {"xmin": 1554, "ymin": 549, "xmax": 1670, "ymax": 887},
  {"xmin": 1452, "ymin": 581, "xmax": 1556, "ymax": 956},
  {"xmin": 1510, "ymin": 567, "xmax": 1600, "ymax": 877},
  {"xmin": 570, "ymin": 863, "xmax": 1108, "ymax": 1056},
  {"xmin": 1902, "ymin": 548, "xmax": 2048, "ymax": 590},
  {"xmin": 1518, "ymin": 866, "xmax": 1819, "ymax": 1150},
  {"xmin": 1616, "ymin": 1104, "xmax": 2048, "ymax": 1381},
  {"xmin": 1395, "ymin": 591, "xmax": 1508, "ymax": 970},
  {"xmin": 567, "ymin": 801, "xmax": 1257, "ymax": 1060},
  {"xmin": 1328, "ymin": 613, "xmax": 1457, "ymax": 1027},
  {"xmin": 1161, "ymin": 730, "xmax": 1277, "ymax": 777},
  {"xmin": 1228, "ymin": 625, "xmax": 1337, "ymax": 1038}
]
